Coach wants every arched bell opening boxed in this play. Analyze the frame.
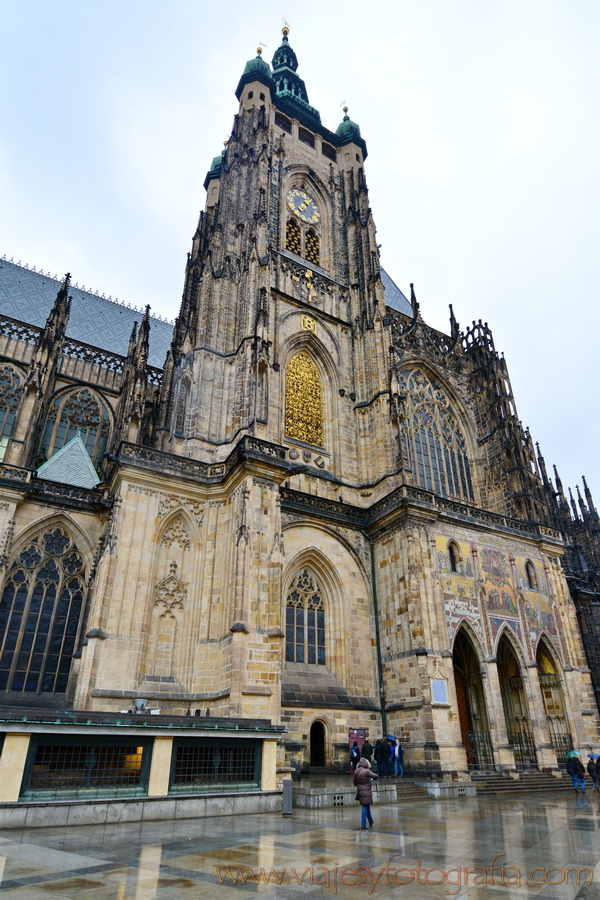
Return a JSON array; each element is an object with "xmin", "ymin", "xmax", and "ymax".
[
  {"xmin": 309, "ymin": 721, "xmax": 326, "ymax": 767},
  {"xmin": 497, "ymin": 633, "xmax": 537, "ymax": 769},
  {"xmin": 537, "ymin": 639, "xmax": 573, "ymax": 764},
  {"xmin": 452, "ymin": 628, "xmax": 494, "ymax": 770}
]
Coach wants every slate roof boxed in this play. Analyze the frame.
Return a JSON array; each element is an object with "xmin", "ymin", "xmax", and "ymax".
[
  {"xmin": 0, "ymin": 259, "xmax": 173, "ymax": 369},
  {"xmin": 0, "ymin": 257, "xmax": 410, "ymax": 367},
  {"xmin": 381, "ymin": 268, "xmax": 412, "ymax": 316},
  {"xmin": 35, "ymin": 434, "xmax": 100, "ymax": 489}
]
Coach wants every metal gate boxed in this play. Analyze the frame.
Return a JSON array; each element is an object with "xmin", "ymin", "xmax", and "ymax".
[
  {"xmin": 546, "ymin": 718, "xmax": 573, "ymax": 765},
  {"xmin": 467, "ymin": 731, "xmax": 495, "ymax": 769},
  {"xmin": 510, "ymin": 730, "xmax": 538, "ymax": 769}
]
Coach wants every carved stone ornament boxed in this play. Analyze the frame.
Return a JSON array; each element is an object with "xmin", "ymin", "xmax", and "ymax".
[
  {"xmin": 155, "ymin": 561, "xmax": 185, "ymax": 610},
  {"xmin": 160, "ymin": 517, "xmax": 191, "ymax": 550}
]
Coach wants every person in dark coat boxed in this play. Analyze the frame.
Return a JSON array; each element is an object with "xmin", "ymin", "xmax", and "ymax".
[
  {"xmin": 354, "ymin": 757, "xmax": 378, "ymax": 829},
  {"xmin": 373, "ymin": 739, "xmax": 383, "ymax": 773},
  {"xmin": 587, "ymin": 757, "xmax": 599, "ymax": 792},
  {"xmin": 349, "ymin": 741, "xmax": 360, "ymax": 773},
  {"xmin": 379, "ymin": 738, "xmax": 391, "ymax": 777},
  {"xmin": 361, "ymin": 738, "xmax": 373, "ymax": 762},
  {"xmin": 566, "ymin": 755, "xmax": 586, "ymax": 793}
]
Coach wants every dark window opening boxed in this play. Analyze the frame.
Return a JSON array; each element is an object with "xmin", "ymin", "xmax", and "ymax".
[
  {"xmin": 247, "ymin": 91, "xmax": 253, "ymax": 99},
  {"xmin": 322, "ymin": 143, "xmax": 336, "ymax": 162},
  {"xmin": 285, "ymin": 218, "xmax": 301, "ymax": 255},
  {"xmin": 275, "ymin": 112, "xmax": 292, "ymax": 133},
  {"xmin": 299, "ymin": 128, "xmax": 315, "ymax": 148},
  {"xmin": 305, "ymin": 229, "xmax": 320, "ymax": 266},
  {"xmin": 260, "ymin": 92, "xmax": 265, "ymax": 101}
]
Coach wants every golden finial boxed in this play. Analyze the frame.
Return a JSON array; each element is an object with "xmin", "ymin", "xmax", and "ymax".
[
  {"xmin": 343, "ymin": 106, "xmax": 349, "ymax": 114},
  {"xmin": 223, "ymin": 140, "xmax": 228, "ymax": 146},
  {"xmin": 282, "ymin": 17, "xmax": 290, "ymax": 36},
  {"xmin": 256, "ymin": 46, "xmax": 262, "ymax": 55}
]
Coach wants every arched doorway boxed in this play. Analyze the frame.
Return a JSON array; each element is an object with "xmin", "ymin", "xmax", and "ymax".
[
  {"xmin": 310, "ymin": 721, "xmax": 326, "ymax": 767},
  {"xmin": 453, "ymin": 628, "xmax": 494, "ymax": 769},
  {"xmin": 537, "ymin": 639, "xmax": 572, "ymax": 764},
  {"xmin": 497, "ymin": 633, "xmax": 537, "ymax": 768}
]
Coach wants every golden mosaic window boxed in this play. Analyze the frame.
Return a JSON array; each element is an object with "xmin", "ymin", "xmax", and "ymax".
[
  {"xmin": 285, "ymin": 352, "xmax": 324, "ymax": 447},
  {"xmin": 286, "ymin": 219, "xmax": 301, "ymax": 255},
  {"xmin": 305, "ymin": 229, "xmax": 320, "ymax": 266},
  {"xmin": 285, "ymin": 569, "xmax": 325, "ymax": 665}
]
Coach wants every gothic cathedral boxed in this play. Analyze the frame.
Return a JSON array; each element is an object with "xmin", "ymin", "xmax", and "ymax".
[{"xmin": 0, "ymin": 27, "xmax": 599, "ymax": 779}]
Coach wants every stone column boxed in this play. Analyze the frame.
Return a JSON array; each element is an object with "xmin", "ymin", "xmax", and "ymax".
[
  {"xmin": 0, "ymin": 733, "xmax": 31, "ymax": 801},
  {"xmin": 261, "ymin": 739, "xmax": 278, "ymax": 791},
  {"xmin": 147, "ymin": 737, "xmax": 173, "ymax": 797},
  {"xmin": 522, "ymin": 662, "xmax": 559, "ymax": 768}
]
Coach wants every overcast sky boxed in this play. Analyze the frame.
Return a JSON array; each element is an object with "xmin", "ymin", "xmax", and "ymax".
[{"xmin": 1, "ymin": 0, "xmax": 598, "ymax": 504}]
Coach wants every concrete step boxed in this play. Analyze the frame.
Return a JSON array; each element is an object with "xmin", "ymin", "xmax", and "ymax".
[{"xmin": 474, "ymin": 772, "xmax": 574, "ymax": 795}]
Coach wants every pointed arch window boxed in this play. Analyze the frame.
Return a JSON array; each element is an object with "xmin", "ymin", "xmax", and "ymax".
[
  {"xmin": 0, "ymin": 527, "xmax": 85, "ymax": 694},
  {"xmin": 0, "ymin": 364, "xmax": 23, "ymax": 462},
  {"xmin": 41, "ymin": 389, "xmax": 110, "ymax": 466},
  {"xmin": 285, "ymin": 569, "xmax": 325, "ymax": 665},
  {"xmin": 286, "ymin": 219, "xmax": 301, "ymax": 255},
  {"xmin": 285, "ymin": 351, "xmax": 324, "ymax": 447},
  {"xmin": 305, "ymin": 230, "xmax": 320, "ymax": 266},
  {"xmin": 398, "ymin": 369, "xmax": 474, "ymax": 502}
]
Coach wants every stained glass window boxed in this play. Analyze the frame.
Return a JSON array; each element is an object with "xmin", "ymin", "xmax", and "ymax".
[
  {"xmin": 398, "ymin": 369, "xmax": 474, "ymax": 502},
  {"xmin": 41, "ymin": 389, "xmax": 110, "ymax": 466},
  {"xmin": 285, "ymin": 569, "xmax": 325, "ymax": 665},
  {"xmin": 285, "ymin": 352, "xmax": 324, "ymax": 447},
  {"xmin": 0, "ymin": 528, "xmax": 85, "ymax": 694},
  {"xmin": 0, "ymin": 364, "xmax": 23, "ymax": 462}
]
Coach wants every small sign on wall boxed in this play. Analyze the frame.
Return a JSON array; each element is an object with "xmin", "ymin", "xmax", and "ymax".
[{"xmin": 431, "ymin": 678, "xmax": 448, "ymax": 704}]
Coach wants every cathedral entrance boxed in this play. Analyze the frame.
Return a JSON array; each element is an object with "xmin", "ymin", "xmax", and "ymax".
[
  {"xmin": 537, "ymin": 640, "xmax": 573, "ymax": 764},
  {"xmin": 310, "ymin": 721, "xmax": 326, "ymax": 767},
  {"xmin": 452, "ymin": 629, "xmax": 494, "ymax": 769},
  {"xmin": 497, "ymin": 634, "xmax": 537, "ymax": 769}
]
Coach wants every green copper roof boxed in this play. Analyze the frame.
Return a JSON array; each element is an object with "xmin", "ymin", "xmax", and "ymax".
[
  {"xmin": 271, "ymin": 32, "xmax": 320, "ymax": 121},
  {"xmin": 36, "ymin": 433, "xmax": 100, "ymax": 489},
  {"xmin": 242, "ymin": 52, "xmax": 272, "ymax": 78},
  {"xmin": 336, "ymin": 112, "xmax": 362, "ymax": 142}
]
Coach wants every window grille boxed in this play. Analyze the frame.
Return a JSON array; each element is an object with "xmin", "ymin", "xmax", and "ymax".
[
  {"xmin": 299, "ymin": 128, "xmax": 315, "ymax": 148},
  {"xmin": 286, "ymin": 219, "xmax": 302, "ymax": 255},
  {"xmin": 175, "ymin": 380, "xmax": 189, "ymax": 434},
  {"xmin": 285, "ymin": 352, "xmax": 324, "ymax": 447},
  {"xmin": 305, "ymin": 230, "xmax": 320, "ymax": 266},
  {"xmin": 0, "ymin": 528, "xmax": 85, "ymax": 694},
  {"xmin": 275, "ymin": 112, "xmax": 292, "ymax": 133},
  {"xmin": 0, "ymin": 364, "xmax": 23, "ymax": 462},
  {"xmin": 170, "ymin": 741, "xmax": 260, "ymax": 793},
  {"xmin": 40, "ymin": 388, "xmax": 110, "ymax": 466},
  {"xmin": 285, "ymin": 569, "xmax": 325, "ymax": 665},
  {"xmin": 21, "ymin": 739, "xmax": 150, "ymax": 800},
  {"xmin": 322, "ymin": 143, "xmax": 337, "ymax": 162},
  {"xmin": 398, "ymin": 369, "xmax": 474, "ymax": 502}
]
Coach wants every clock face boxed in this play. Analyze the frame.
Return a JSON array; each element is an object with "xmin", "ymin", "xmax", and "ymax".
[{"xmin": 286, "ymin": 189, "xmax": 321, "ymax": 224}]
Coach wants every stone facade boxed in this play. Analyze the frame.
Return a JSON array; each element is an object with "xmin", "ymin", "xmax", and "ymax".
[{"xmin": 0, "ymin": 28, "xmax": 598, "ymax": 786}]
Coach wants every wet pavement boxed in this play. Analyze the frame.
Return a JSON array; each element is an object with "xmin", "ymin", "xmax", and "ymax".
[{"xmin": 1, "ymin": 788, "xmax": 600, "ymax": 898}]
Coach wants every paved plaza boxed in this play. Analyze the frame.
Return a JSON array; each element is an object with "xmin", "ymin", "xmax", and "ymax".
[{"xmin": 1, "ymin": 789, "xmax": 600, "ymax": 899}]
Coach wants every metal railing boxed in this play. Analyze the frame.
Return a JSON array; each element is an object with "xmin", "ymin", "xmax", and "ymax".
[
  {"xmin": 510, "ymin": 730, "xmax": 538, "ymax": 769},
  {"xmin": 467, "ymin": 731, "xmax": 495, "ymax": 769},
  {"xmin": 546, "ymin": 718, "xmax": 573, "ymax": 765}
]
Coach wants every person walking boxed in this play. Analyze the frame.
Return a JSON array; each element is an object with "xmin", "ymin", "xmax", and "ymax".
[
  {"xmin": 354, "ymin": 757, "xmax": 378, "ymax": 829},
  {"xmin": 566, "ymin": 754, "xmax": 586, "ymax": 794},
  {"xmin": 393, "ymin": 738, "xmax": 404, "ymax": 778},
  {"xmin": 587, "ymin": 756, "xmax": 600, "ymax": 792},
  {"xmin": 361, "ymin": 737, "xmax": 373, "ymax": 762},
  {"xmin": 349, "ymin": 741, "xmax": 360, "ymax": 773}
]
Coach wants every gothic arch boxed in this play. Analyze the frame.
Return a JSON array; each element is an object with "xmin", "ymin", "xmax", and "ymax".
[
  {"xmin": 394, "ymin": 363, "xmax": 478, "ymax": 503},
  {"xmin": 39, "ymin": 386, "xmax": 113, "ymax": 468},
  {"xmin": 0, "ymin": 362, "xmax": 25, "ymax": 461},
  {"xmin": 0, "ymin": 518, "xmax": 90, "ymax": 695},
  {"xmin": 282, "ymin": 543, "xmax": 356, "ymax": 687},
  {"xmin": 9, "ymin": 512, "xmax": 95, "ymax": 571},
  {"xmin": 282, "ymin": 168, "xmax": 332, "ymax": 269},
  {"xmin": 494, "ymin": 620, "xmax": 527, "ymax": 663},
  {"xmin": 451, "ymin": 618, "xmax": 486, "ymax": 663}
]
